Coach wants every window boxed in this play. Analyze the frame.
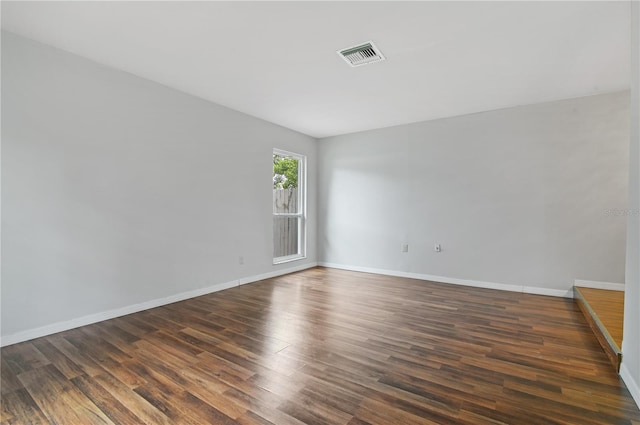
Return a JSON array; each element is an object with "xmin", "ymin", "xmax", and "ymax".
[{"xmin": 273, "ymin": 149, "xmax": 306, "ymax": 263}]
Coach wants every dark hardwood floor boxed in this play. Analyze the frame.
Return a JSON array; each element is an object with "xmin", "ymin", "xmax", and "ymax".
[{"xmin": 2, "ymin": 267, "xmax": 639, "ymax": 424}]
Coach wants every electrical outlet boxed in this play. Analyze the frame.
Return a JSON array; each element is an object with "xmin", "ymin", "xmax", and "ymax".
[
  {"xmin": 402, "ymin": 244, "xmax": 409, "ymax": 253},
  {"xmin": 434, "ymin": 244, "xmax": 441, "ymax": 252},
  {"xmin": 239, "ymin": 256, "xmax": 244, "ymax": 265}
]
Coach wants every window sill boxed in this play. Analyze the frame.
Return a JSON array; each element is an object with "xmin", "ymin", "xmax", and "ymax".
[{"xmin": 273, "ymin": 255, "xmax": 307, "ymax": 265}]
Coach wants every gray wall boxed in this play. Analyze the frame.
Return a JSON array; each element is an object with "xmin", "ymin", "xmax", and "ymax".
[
  {"xmin": 318, "ymin": 91, "xmax": 630, "ymax": 293},
  {"xmin": 1, "ymin": 32, "xmax": 317, "ymax": 339},
  {"xmin": 622, "ymin": 0, "xmax": 640, "ymax": 407}
]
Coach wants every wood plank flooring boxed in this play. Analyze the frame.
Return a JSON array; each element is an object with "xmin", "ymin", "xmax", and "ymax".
[
  {"xmin": 574, "ymin": 286, "xmax": 624, "ymax": 372},
  {"xmin": 2, "ymin": 267, "xmax": 639, "ymax": 424},
  {"xmin": 576, "ymin": 287, "xmax": 624, "ymax": 348}
]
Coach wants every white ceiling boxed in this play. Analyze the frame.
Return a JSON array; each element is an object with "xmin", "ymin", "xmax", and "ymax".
[{"xmin": 1, "ymin": 1, "xmax": 631, "ymax": 138}]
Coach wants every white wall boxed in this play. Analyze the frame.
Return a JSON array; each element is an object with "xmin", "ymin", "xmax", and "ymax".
[
  {"xmin": 621, "ymin": 0, "xmax": 640, "ymax": 409},
  {"xmin": 1, "ymin": 32, "xmax": 317, "ymax": 342},
  {"xmin": 319, "ymin": 92, "xmax": 629, "ymax": 295}
]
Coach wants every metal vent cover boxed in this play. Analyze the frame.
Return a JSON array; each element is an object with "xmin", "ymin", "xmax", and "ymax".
[{"xmin": 337, "ymin": 41, "xmax": 385, "ymax": 67}]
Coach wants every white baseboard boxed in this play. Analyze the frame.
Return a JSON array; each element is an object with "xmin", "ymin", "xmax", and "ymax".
[
  {"xmin": 521, "ymin": 285, "xmax": 573, "ymax": 298},
  {"xmin": 620, "ymin": 363, "xmax": 640, "ymax": 410},
  {"xmin": 0, "ymin": 262, "xmax": 318, "ymax": 347},
  {"xmin": 318, "ymin": 262, "xmax": 573, "ymax": 298},
  {"xmin": 238, "ymin": 261, "xmax": 318, "ymax": 286},
  {"xmin": 574, "ymin": 279, "xmax": 625, "ymax": 291}
]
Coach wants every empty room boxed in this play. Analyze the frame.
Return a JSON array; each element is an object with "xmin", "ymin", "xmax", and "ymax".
[{"xmin": 1, "ymin": 1, "xmax": 640, "ymax": 424}]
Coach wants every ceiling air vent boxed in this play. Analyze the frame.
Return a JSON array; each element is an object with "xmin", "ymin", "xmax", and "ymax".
[{"xmin": 337, "ymin": 41, "xmax": 385, "ymax": 67}]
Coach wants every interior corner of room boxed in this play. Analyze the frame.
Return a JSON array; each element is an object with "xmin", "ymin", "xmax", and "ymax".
[{"xmin": 1, "ymin": 1, "xmax": 639, "ymax": 423}]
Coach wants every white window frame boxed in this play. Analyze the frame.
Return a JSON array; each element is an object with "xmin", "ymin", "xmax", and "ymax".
[{"xmin": 273, "ymin": 148, "xmax": 306, "ymax": 264}]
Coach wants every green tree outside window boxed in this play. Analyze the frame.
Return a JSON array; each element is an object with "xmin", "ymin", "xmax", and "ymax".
[{"xmin": 273, "ymin": 155, "xmax": 299, "ymax": 189}]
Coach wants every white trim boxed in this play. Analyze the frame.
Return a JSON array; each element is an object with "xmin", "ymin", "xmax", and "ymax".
[
  {"xmin": 318, "ymin": 262, "xmax": 573, "ymax": 298},
  {"xmin": 0, "ymin": 262, "xmax": 317, "ymax": 347},
  {"xmin": 0, "ymin": 279, "xmax": 234, "ymax": 347},
  {"xmin": 273, "ymin": 148, "xmax": 307, "ymax": 263},
  {"xmin": 522, "ymin": 285, "xmax": 573, "ymax": 298},
  {"xmin": 273, "ymin": 254, "xmax": 306, "ymax": 265},
  {"xmin": 238, "ymin": 261, "xmax": 317, "ymax": 286},
  {"xmin": 574, "ymin": 279, "xmax": 625, "ymax": 291},
  {"xmin": 620, "ymin": 363, "xmax": 640, "ymax": 410}
]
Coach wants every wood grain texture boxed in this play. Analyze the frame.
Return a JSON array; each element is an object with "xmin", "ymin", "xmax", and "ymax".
[
  {"xmin": 574, "ymin": 286, "xmax": 624, "ymax": 372},
  {"xmin": 575, "ymin": 287, "xmax": 624, "ymax": 348},
  {"xmin": 2, "ymin": 267, "xmax": 639, "ymax": 424}
]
